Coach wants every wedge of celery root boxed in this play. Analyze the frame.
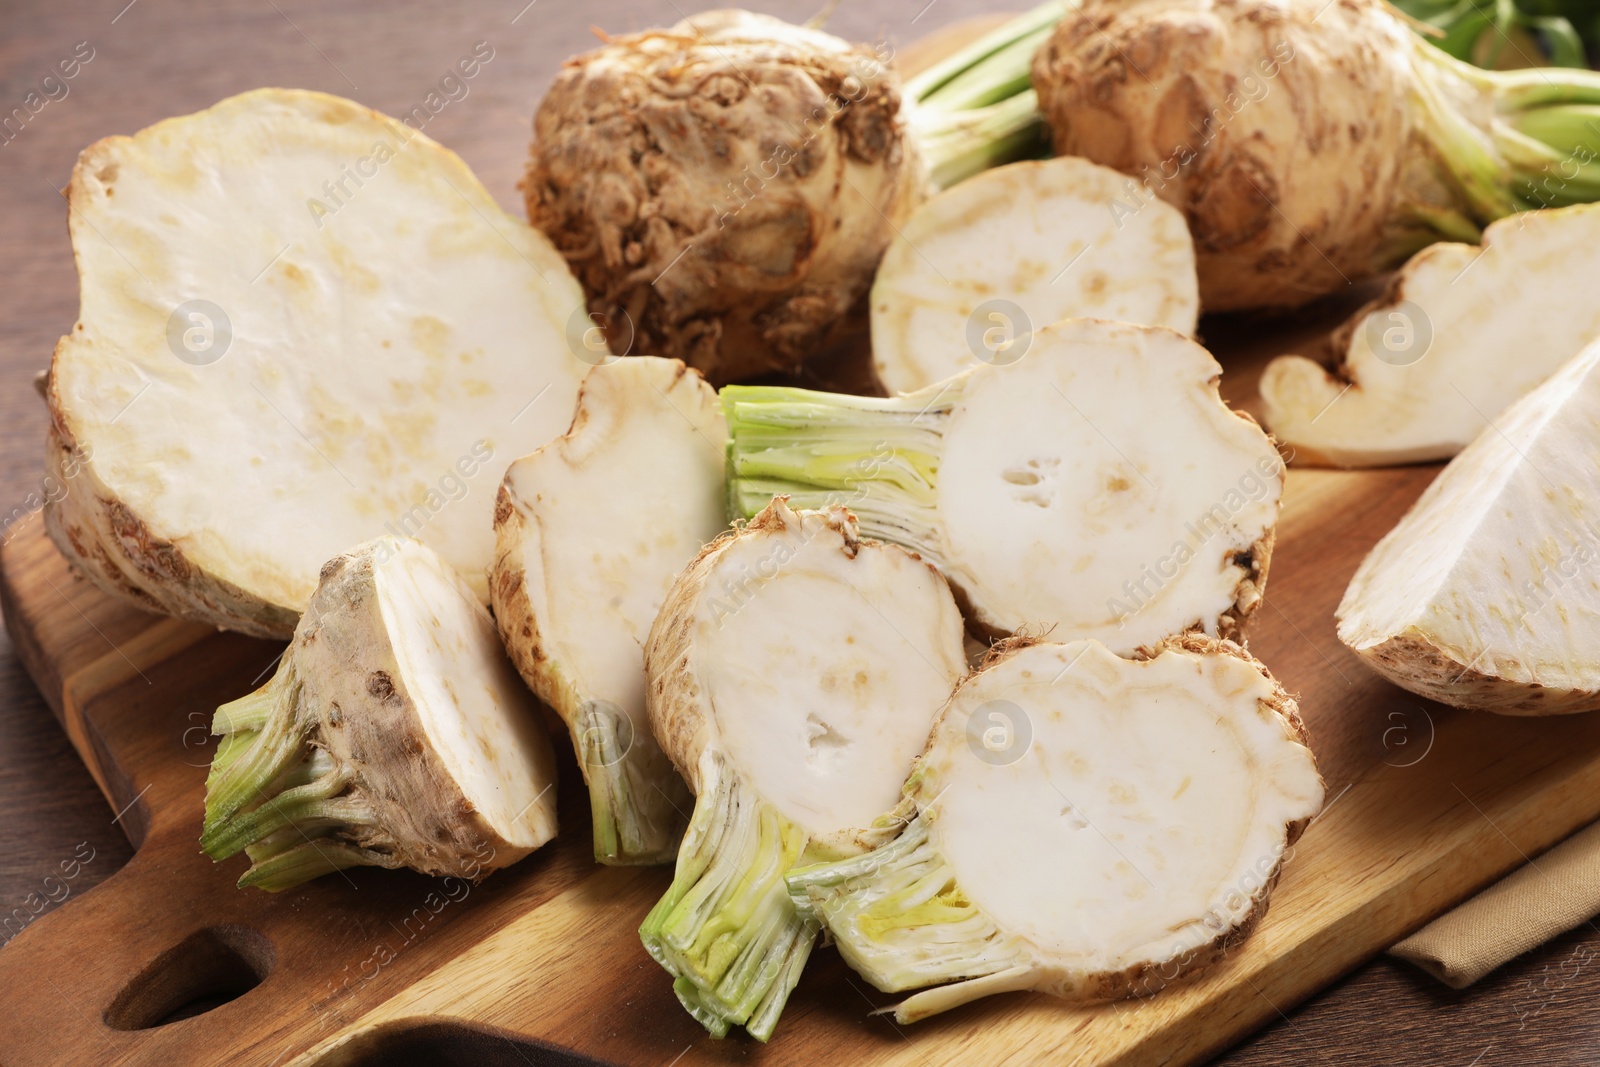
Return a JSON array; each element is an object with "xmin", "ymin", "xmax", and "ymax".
[
  {"xmin": 788, "ymin": 637, "xmax": 1324, "ymax": 1023},
  {"xmin": 201, "ymin": 538, "xmax": 558, "ymax": 891},
  {"xmin": 491, "ymin": 357, "xmax": 725, "ymax": 865},
  {"xmin": 725, "ymin": 318, "xmax": 1282, "ymax": 652},
  {"xmin": 640, "ymin": 500, "xmax": 967, "ymax": 1039},
  {"xmin": 1261, "ymin": 203, "xmax": 1600, "ymax": 467},
  {"xmin": 1338, "ymin": 338, "xmax": 1600, "ymax": 713},
  {"xmin": 45, "ymin": 88, "xmax": 589, "ymax": 638},
  {"xmin": 872, "ymin": 157, "xmax": 1198, "ymax": 394}
]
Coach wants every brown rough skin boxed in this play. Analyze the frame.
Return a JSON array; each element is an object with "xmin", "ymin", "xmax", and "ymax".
[
  {"xmin": 1033, "ymin": 0, "xmax": 1419, "ymax": 311},
  {"xmin": 523, "ymin": 9, "xmax": 924, "ymax": 384},
  {"xmin": 1350, "ymin": 631, "xmax": 1600, "ymax": 716}
]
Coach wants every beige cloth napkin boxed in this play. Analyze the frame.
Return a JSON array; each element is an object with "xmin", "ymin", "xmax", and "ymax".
[{"xmin": 1389, "ymin": 818, "xmax": 1600, "ymax": 987}]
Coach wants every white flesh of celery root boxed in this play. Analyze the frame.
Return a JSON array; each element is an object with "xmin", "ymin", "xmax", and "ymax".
[
  {"xmin": 201, "ymin": 537, "xmax": 558, "ymax": 891},
  {"xmin": 491, "ymin": 357, "xmax": 725, "ymax": 865},
  {"xmin": 44, "ymin": 88, "xmax": 589, "ymax": 638},
  {"xmin": 640, "ymin": 499, "xmax": 968, "ymax": 1040},
  {"xmin": 1338, "ymin": 337, "xmax": 1600, "ymax": 713},
  {"xmin": 1261, "ymin": 203, "xmax": 1600, "ymax": 467},
  {"xmin": 871, "ymin": 157, "xmax": 1198, "ymax": 394},
  {"xmin": 788, "ymin": 636, "xmax": 1323, "ymax": 1022},
  {"xmin": 725, "ymin": 318, "xmax": 1281, "ymax": 653}
]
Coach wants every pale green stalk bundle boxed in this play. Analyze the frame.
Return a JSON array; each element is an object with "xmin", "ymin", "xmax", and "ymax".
[
  {"xmin": 491, "ymin": 357, "xmax": 726, "ymax": 865},
  {"xmin": 1337, "ymin": 336, "xmax": 1600, "ymax": 713},
  {"xmin": 201, "ymin": 538, "xmax": 558, "ymax": 891},
  {"xmin": 639, "ymin": 499, "xmax": 967, "ymax": 1039},
  {"xmin": 723, "ymin": 318, "xmax": 1283, "ymax": 654},
  {"xmin": 1032, "ymin": 0, "xmax": 1600, "ymax": 311},
  {"xmin": 523, "ymin": 4, "xmax": 1065, "ymax": 384},
  {"xmin": 787, "ymin": 636, "xmax": 1324, "ymax": 1023}
]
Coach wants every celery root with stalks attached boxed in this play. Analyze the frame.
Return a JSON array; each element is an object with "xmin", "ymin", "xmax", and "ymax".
[
  {"xmin": 523, "ymin": 4, "xmax": 1066, "ymax": 383},
  {"xmin": 1033, "ymin": 0, "xmax": 1600, "ymax": 311},
  {"xmin": 872, "ymin": 156, "xmax": 1198, "ymax": 394},
  {"xmin": 491, "ymin": 357, "xmax": 725, "ymax": 865},
  {"xmin": 788, "ymin": 637, "xmax": 1324, "ymax": 1023},
  {"xmin": 202, "ymin": 538, "xmax": 558, "ymax": 891},
  {"xmin": 1337, "ymin": 337, "xmax": 1600, "ymax": 714},
  {"xmin": 46, "ymin": 89, "xmax": 591, "ymax": 639},
  {"xmin": 1261, "ymin": 203, "xmax": 1600, "ymax": 467},
  {"xmin": 640, "ymin": 500, "xmax": 967, "ymax": 1039},
  {"xmin": 724, "ymin": 318, "xmax": 1282, "ymax": 653}
]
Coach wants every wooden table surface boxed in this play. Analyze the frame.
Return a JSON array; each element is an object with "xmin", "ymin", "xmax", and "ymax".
[{"xmin": 2, "ymin": 1, "xmax": 1598, "ymax": 1063}]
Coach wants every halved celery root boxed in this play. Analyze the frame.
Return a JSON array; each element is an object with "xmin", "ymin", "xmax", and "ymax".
[
  {"xmin": 725, "ymin": 318, "xmax": 1282, "ymax": 652},
  {"xmin": 641, "ymin": 500, "xmax": 968, "ymax": 1039},
  {"xmin": 202, "ymin": 537, "xmax": 558, "ymax": 891},
  {"xmin": 872, "ymin": 157, "xmax": 1198, "ymax": 394},
  {"xmin": 1337, "ymin": 338, "xmax": 1600, "ymax": 713},
  {"xmin": 491, "ymin": 357, "xmax": 725, "ymax": 865},
  {"xmin": 788, "ymin": 637, "xmax": 1324, "ymax": 1023},
  {"xmin": 1261, "ymin": 204, "xmax": 1600, "ymax": 467},
  {"xmin": 45, "ymin": 88, "xmax": 589, "ymax": 638}
]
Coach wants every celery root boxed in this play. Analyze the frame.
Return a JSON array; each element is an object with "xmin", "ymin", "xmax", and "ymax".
[
  {"xmin": 789, "ymin": 636, "xmax": 1323, "ymax": 1022},
  {"xmin": 871, "ymin": 156, "xmax": 1198, "ymax": 394},
  {"xmin": 640, "ymin": 499, "xmax": 967, "ymax": 1039},
  {"xmin": 491, "ymin": 357, "xmax": 725, "ymax": 865},
  {"xmin": 1337, "ymin": 337, "xmax": 1600, "ymax": 713},
  {"xmin": 1033, "ymin": 0, "xmax": 1600, "ymax": 311},
  {"xmin": 1261, "ymin": 203, "xmax": 1600, "ymax": 466},
  {"xmin": 201, "ymin": 538, "xmax": 558, "ymax": 891},
  {"xmin": 724, "ymin": 318, "xmax": 1282, "ymax": 653}
]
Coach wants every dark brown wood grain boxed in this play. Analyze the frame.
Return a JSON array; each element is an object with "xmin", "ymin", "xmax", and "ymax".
[{"xmin": 2, "ymin": 2, "xmax": 1600, "ymax": 1065}]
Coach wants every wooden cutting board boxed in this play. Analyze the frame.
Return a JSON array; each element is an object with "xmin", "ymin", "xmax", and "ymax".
[{"xmin": 8, "ymin": 290, "xmax": 1600, "ymax": 1066}]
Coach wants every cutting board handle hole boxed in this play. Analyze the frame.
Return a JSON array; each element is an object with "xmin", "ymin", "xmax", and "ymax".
[{"xmin": 104, "ymin": 924, "xmax": 274, "ymax": 1030}]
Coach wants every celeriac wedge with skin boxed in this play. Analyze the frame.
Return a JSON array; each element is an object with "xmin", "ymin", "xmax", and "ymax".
[
  {"xmin": 788, "ymin": 637, "xmax": 1323, "ymax": 1023},
  {"xmin": 641, "ymin": 500, "xmax": 967, "ymax": 1040},
  {"xmin": 872, "ymin": 157, "xmax": 1198, "ymax": 394},
  {"xmin": 46, "ymin": 88, "xmax": 589, "ymax": 638},
  {"xmin": 201, "ymin": 538, "xmax": 558, "ymax": 891},
  {"xmin": 1338, "ymin": 338, "xmax": 1600, "ymax": 713},
  {"xmin": 725, "ymin": 318, "xmax": 1282, "ymax": 652},
  {"xmin": 491, "ymin": 357, "xmax": 724, "ymax": 865},
  {"xmin": 1261, "ymin": 204, "xmax": 1600, "ymax": 467}
]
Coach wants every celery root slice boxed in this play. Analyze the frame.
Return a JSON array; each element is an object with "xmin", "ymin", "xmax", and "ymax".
[
  {"xmin": 1338, "ymin": 338, "xmax": 1600, "ymax": 713},
  {"xmin": 491, "ymin": 357, "xmax": 725, "ymax": 864},
  {"xmin": 788, "ymin": 637, "xmax": 1323, "ymax": 1023},
  {"xmin": 725, "ymin": 318, "xmax": 1282, "ymax": 652},
  {"xmin": 871, "ymin": 157, "xmax": 1198, "ymax": 394},
  {"xmin": 44, "ymin": 88, "xmax": 589, "ymax": 638},
  {"xmin": 202, "ymin": 537, "xmax": 558, "ymax": 891},
  {"xmin": 1261, "ymin": 203, "xmax": 1600, "ymax": 467},
  {"xmin": 640, "ymin": 500, "xmax": 968, "ymax": 1039}
]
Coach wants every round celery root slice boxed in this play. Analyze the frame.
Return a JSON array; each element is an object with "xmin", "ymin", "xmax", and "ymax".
[
  {"xmin": 491, "ymin": 357, "xmax": 725, "ymax": 865},
  {"xmin": 1337, "ymin": 338, "xmax": 1600, "ymax": 713},
  {"xmin": 640, "ymin": 499, "xmax": 967, "ymax": 1040},
  {"xmin": 788, "ymin": 636, "xmax": 1324, "ymax": 1023},
  {"xmin": 1260, "ymin": 203, "xmax": 1600, "ymax": 468},
  {"xmin": 725, "ymin": 318, "xmax": 1282, "ymax": 653},
  {"xmin": 200, "ymin": 537, "xmax": 558, "ymax": 891},
  {"xmin": 871, "ymin": 157, "xmax": 1198, "ymax": 394},
  {"xmin": 44, "ymin": 88, "xmax": 589, "ymax": 638}
]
